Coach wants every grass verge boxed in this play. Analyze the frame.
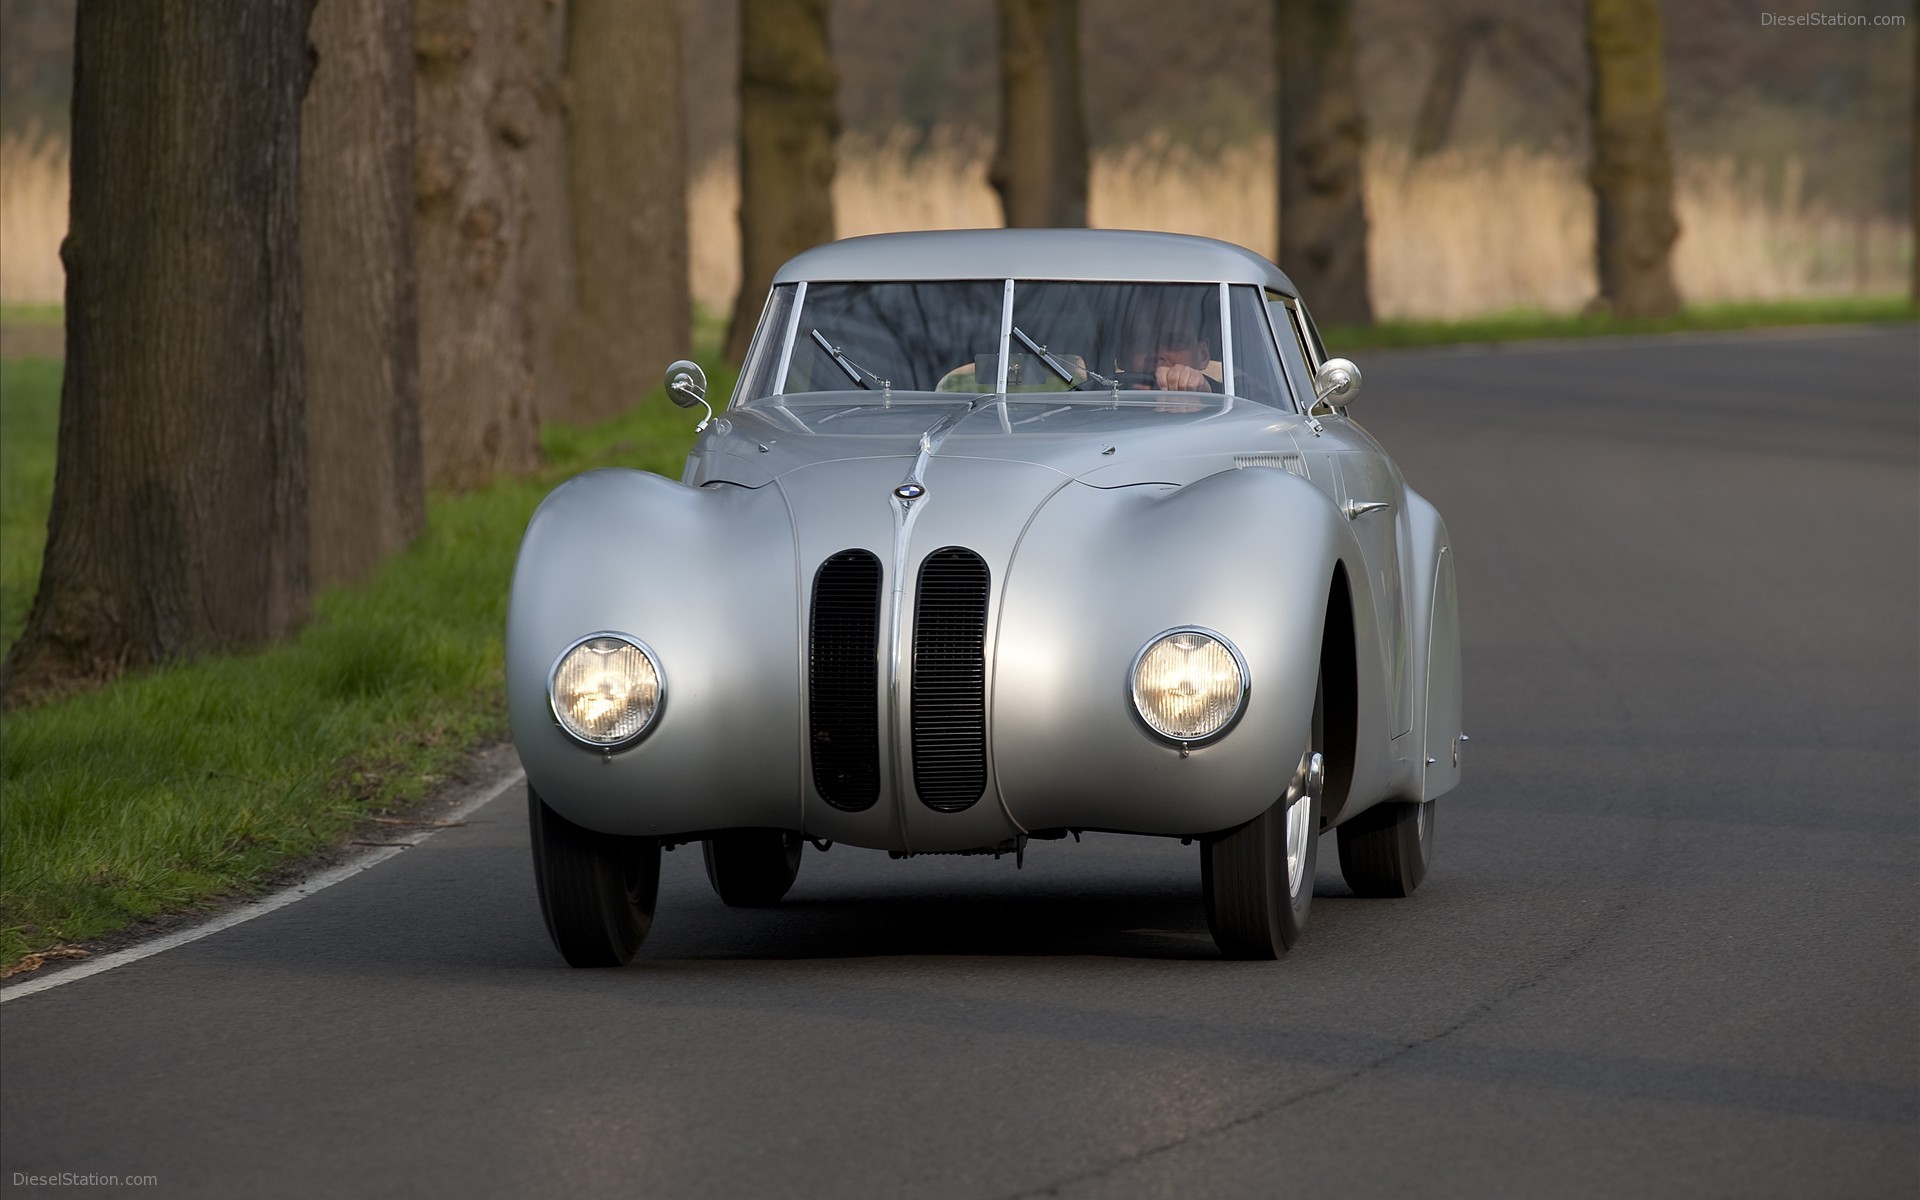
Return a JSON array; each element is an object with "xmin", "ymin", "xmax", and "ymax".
[
  {"xmin": 1325, "ymin": 294, "xmax": 1918, "ymax": 352},
  {"xmin": 1, "ymin": 358, "xmax": 59, "ymax": 649},
  {"xmin": 0, "ymin": 358, "xmax": 729, "ymax": 970},
  {"xmin": 0, "ymin": 304, "xmax": 62, "ymax": 327}
]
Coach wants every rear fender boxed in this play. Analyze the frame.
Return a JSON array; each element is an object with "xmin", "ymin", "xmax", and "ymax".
[
  {"xmin": 1419, "ymin": 538, "xmax": 1463, "ymax": 800},
  {"xmin": 1393, "ymin": 486, "xmax": 1462, "ymax": 803}
]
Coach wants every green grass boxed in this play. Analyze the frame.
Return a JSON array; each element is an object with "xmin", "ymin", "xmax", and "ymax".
[
  {"xmin": 0, "ymin": 356, "xmax": 731, "ymax": 969},
  {"xmin": 1325, "ymin": 294, "xmax": 1918, "ymax": 353},
  {"xmin": 0, "ymin": 304, "xmax": 63, "ymax": 327},
  {"xmin": 1, "ymin": 360, "xmax": 60, "ymax": 650}
]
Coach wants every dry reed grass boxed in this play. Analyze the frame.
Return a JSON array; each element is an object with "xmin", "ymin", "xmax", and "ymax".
[
  {"xmin": 693, "ymin": 131, "xmax": 1909, "ymax": 320},
  {"xmin": 0, "ymin": 130, "xmax": 68, "ymax": 305},
  {"xmin": 5, "ymin": 126, "xmax": 1906, "ymax": 320},
  {"xmin": 690, "ymin": 128, "xmax": 1003, "ymax": 312},
  {"xmin": 1673, "ymin": 157, "xmax": 1909, "ymax": 302},
  {"xmin": 1364, "ymin": 144, "xmax": 1595, "ymax": 317}
]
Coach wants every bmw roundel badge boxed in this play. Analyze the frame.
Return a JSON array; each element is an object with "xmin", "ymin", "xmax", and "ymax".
[{"xmin": 893, "ymin": 483, "xmax": 926, "ymax": 500}]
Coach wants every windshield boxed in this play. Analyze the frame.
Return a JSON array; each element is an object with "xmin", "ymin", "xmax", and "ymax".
[
  {"xmin": 781, "ymin": 281, "xmax": 1004, "ymax": 395},
  {"xmin": 1011, "ymin": 282, "xmax": 1218, "ymax": 394},
  {"xmin": 733, "ymin": 280, "xmax": 1293, "ymax": 410}
]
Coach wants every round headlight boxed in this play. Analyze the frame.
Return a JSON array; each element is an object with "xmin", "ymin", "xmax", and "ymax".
[
  {"xmin": 1130, "ymin": 628, "xmax": 1248, "ymax": 744},
  {"xmin": 549, "ymin": 634, "xmax": 662, "ymax": 748}
]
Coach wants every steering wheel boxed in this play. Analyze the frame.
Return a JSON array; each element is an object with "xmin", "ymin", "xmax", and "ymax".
[
  {"xmin": 1120, "ymin": 368, "xmax": 1172, "ymax": 390},
  {"xmin": 1070, "ymin": 367, "xmax": 1158, "ymax": 392}
]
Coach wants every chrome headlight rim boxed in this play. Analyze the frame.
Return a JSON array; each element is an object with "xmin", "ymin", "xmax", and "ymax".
[
  {"xmin": 546, "ymin": 630, "xmax": 666, "ymax": 752},
  {"xmin": 1126, "ymin": 625, "xmax": 1251, "ymax": 748}
]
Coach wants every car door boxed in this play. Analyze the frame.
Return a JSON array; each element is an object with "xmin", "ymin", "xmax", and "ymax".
[{"xmin": 1267, "ymin": 293, "xmax": 1412, "ymax": 739}]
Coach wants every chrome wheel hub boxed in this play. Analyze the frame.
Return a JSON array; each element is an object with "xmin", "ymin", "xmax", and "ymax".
[{"xmin": 1285, "ymin": 751, "xmax": 1324, "ymax": 898}]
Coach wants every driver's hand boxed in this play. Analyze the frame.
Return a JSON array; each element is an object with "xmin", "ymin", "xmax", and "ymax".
[{"xmin": 1155, "ymin": 363, "xmax": 1210, "ymax": 392}]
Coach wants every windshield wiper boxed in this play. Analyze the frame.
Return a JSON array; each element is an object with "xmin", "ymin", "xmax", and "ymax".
[
  {"xmin": 809, "ymin": 329, "xmax": 886, "ymax": 391},
  {"xmin": 1010, "ymin": 326, "xmax": 1117, "ymax": 392}
]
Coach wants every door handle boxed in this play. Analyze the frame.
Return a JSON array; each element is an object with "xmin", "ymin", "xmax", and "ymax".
[{"xmin": 1343, "ymin": 499, "xmax": 1391, "ymax": 520}]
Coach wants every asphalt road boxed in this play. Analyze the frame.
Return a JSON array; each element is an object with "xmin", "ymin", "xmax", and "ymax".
[{"xmin": 3, "ymin": 327, "xmax": 1915, "ymax": 1199}]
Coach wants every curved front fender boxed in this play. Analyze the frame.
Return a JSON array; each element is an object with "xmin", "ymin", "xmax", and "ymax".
[
  {"xmin": 992, "ymin": 467, "xmax": 1362, "ymax": 836},
  {"xmin": 506, "ymin": 470, "xmax": 802, "ymax": 836}
]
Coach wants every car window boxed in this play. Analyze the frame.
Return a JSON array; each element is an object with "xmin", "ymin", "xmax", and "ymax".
[
  {"xmin": 778, "ymin": 281, "xmax": 1005, "ymax": 397},
  {"xmin": 1283, "ymin": 301, "xmax": 1320, "ymax": 369},
  {"xmin": 1297, "ymin": 302, "xmax": 1331, "ymax": 365},
  {"xmin": 1225, "ymin": 286, "xmax": 1290, "ymax": 409},
  {"xmin": 1266, "ymin": 292, "xmax": 1318, "ymax": 407},
  {"xmin": 734, "ymin": 283, "xmax": 797, "ymax": 404},
  {"xmin": 1011, "ymin": 281, "xmax": 1221, "ymax": 394},
  {"xmin": 741, "ymin": 279, "xmax": 1289, "ymax": 406}
]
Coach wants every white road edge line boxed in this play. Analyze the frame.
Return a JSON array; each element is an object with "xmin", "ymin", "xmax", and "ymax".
[{"xmin": 1, "ymin": 766, "xmax": 527, "ymax": 1005}]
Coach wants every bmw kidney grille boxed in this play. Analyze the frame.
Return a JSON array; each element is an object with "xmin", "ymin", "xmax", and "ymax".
[
  {"xmin": 911, "ymin": 547, "xmax": 990, "ymax": 812},
  {"xmin": 807, "ymin": 547, "xmax": 991, "ymax": 814},
  {"xmin": 809, "ymin": 550, "xmax": 883, "ymax": 810}
]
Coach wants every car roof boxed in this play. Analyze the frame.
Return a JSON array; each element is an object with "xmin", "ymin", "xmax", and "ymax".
[{"xmin": 772, "ymin": 229, "xmax": 1299, "ymax": 294}]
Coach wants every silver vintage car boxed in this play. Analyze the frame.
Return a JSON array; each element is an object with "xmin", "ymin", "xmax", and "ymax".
[{"xmin": 507, "ymin": 229, "xmax": 1462, "ymax": 966}]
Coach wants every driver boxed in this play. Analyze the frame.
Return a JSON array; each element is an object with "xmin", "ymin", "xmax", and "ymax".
[{"xmin": 1116, "ymin": 305, "xmax": 1218, "ymax": 393}]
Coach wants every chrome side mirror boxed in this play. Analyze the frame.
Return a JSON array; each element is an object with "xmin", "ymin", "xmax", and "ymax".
[
  {"xmin": 1312, "ymin": 357, "xmax": 1362, "ymax": 410},
  {"xmin": 664, "ymin": 359, "xmax": 713, "ymax": 430},
  {"xmin": 664, "ymin": 359, "xmax": 707, "ymax": 408}
]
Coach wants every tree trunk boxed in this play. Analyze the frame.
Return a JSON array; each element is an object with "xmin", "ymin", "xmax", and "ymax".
[
  {"xmin": 989, "ymin": 0, "xmax": 1088, "ymax": 228},
  {"xmin": 1911, "ymin": 16, "xmax": 1918, "ymax": 307},
  {"xmin": 1585, "ymin": 0, "xmax": 1681, "ymax": 318},
  {"xmin": 1411, "ymin": 17, "xmax": 1485, "ymax": 158},
  {"xmin": 514, "ymin": 0, "xmax": 574, "ymax": 429},
  {"xmin": 414, "ymin": 0, "xmax": 546, "ymax": 489},
  {"xmin": 1, "ymin": 0, "xmax": 315, "ymax": 705},
  {"xmin": 1275, "ymin": 0, "xmax": 1373, "ymax": 326},
  {"xmin": 724, "ymin": 0, "xmax": 837, "ymax": 364},
  {"xmin": 303, "ymin": 0, "xmax": 424, "ymax": 590},
  {"xmin": 561, "ymin": 0, "xmax": 691, "ymax": 423}
]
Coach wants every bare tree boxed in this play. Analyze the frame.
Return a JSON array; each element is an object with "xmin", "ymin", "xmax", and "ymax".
[
  {"xmin": 1585, "ymin": 0, "xmax": 1681, "ymax": 318},
  {"xmin": 414, "ymin": 0, "xmax": 547, "ymax": 489},
  {"xmin": 1410, "ymin": 13, "xmax": 1491, "ymax": 157},
  {"xmin": 561, "ymin": 0, "xmax": 691, "ymax": 422},
  {"xmin": 303, "ymin": 0, "xmax": 424, "ymax": 589},
  {"xmin": 1276, "ymin": 0, "xmax": 1374, "ymax": 325},
  {"xmin": 990, "ymin": 0, "xmax": 1088, "ymax": 227},
  {"xmin": 2, "ymin": 0, "xmax": 316, "ymax": 705},
  {"xmin": 725, "ymin": 0, "xmax": 838, "ymax": 364}
]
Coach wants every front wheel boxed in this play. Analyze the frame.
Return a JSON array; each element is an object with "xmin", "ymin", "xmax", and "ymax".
[
  {"xmin": 1336, "ymin": 799, "xmax": 1435, "ymax": 898},
  {"xmin": 1202, "ymin": 747, "xmax": 1324, "ymax": 960},
  {"xmin": 528, "ymin": 785, "xmax": 661, "ymax": 967},
  {"xmin": 702, "ymin": 830, "xmax": 804, "ymax": 907}
]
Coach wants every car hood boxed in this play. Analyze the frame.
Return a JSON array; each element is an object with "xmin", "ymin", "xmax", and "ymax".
[{"xmin": 688, "ymin": 393, "xmax": 1313, "ymax": 489}]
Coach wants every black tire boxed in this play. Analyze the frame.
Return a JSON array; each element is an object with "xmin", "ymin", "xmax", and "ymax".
[
  {"xmin": 703, "ymin": 829, "xmax": 804, "ymax": 907},
  {"xmin": 1202, "ymin": 680, "xmax": 1324, "ymax": 960},
  {"xmin": 528, "ymin": 785, "xmax": 661, "ymax": 967},
  {"xmin": 1336, "ymin": 798, "xmax": 1434, "ymax": 898}
]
